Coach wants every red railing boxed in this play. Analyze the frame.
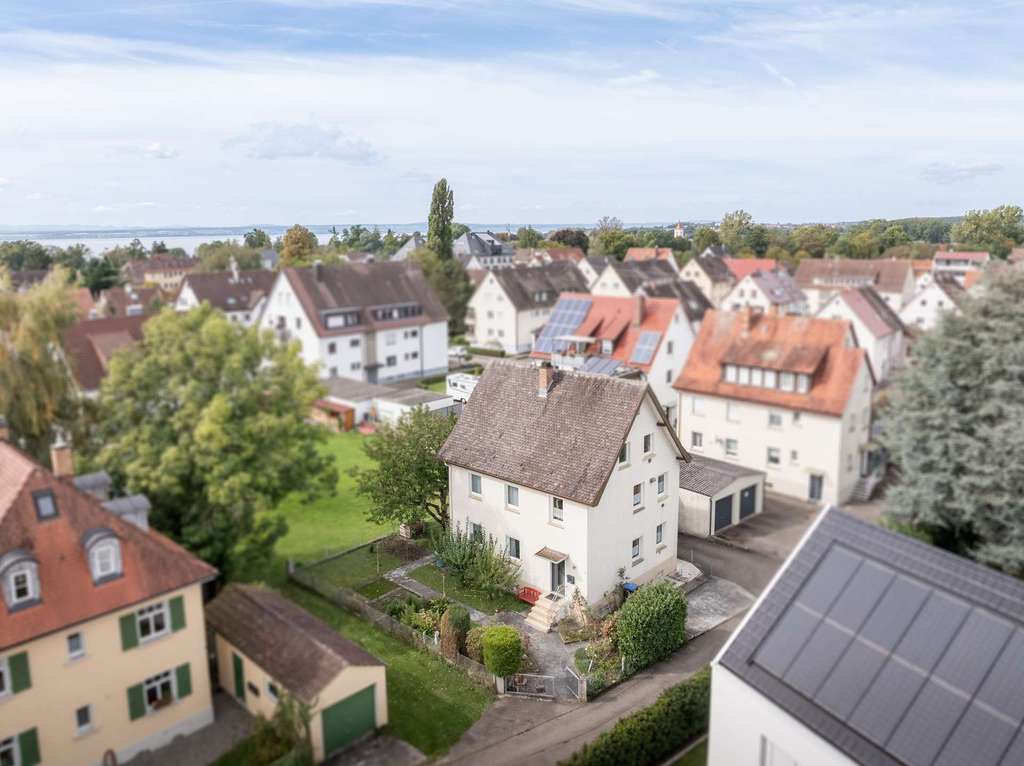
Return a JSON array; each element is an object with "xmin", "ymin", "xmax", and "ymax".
[{"xmin": 516, "ymin": 585, "xmax": 542, "ymax": 605}]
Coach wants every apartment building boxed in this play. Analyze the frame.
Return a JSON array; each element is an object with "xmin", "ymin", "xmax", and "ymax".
[{"xmin": 794, "ymin": 258, "xmax": 915, "ymax": 314}]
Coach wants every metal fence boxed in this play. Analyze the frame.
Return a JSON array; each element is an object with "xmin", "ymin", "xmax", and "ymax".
[
  {"xmin": 504, "ymin": 673, "xmax": 556, "ymax": 699},
  {"xmin": 564, "ymin": 665, "xmax": 587, "ymax": 702}
]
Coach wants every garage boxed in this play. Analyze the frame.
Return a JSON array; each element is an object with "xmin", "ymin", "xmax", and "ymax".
[
  {"xmin": 322, "ymin": 685, "xmax": 376, "ymax": 756},
  {"xmin": 678, "ymin": 455, "xmax": 766, "ymax": 537}
]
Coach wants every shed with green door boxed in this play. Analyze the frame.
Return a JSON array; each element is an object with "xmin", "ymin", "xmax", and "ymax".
[{"xmin": 205, "ymin": 584, "xmax": 387, "ymax": 762}]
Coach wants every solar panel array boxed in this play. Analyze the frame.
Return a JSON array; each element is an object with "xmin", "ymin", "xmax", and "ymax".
[
  {"xmin": 581, "ymin": 356, "xmax": 621, "ymax": 375},
  {"xmin": 752, "ymin": 544, "xmax": 1024, "ymax": 766},
  {"xmin": 534, "ymin": 297, "xmax": 591, "ymax": 354},
  {"xmin": 628, "ymin": 330, "xmax": 661, "ymax": 365}
]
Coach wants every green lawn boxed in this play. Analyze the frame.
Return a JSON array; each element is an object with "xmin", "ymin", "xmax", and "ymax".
[
  {"xmin": 408, "ymin": 564, "xmax": 530, "ymax": 614},
  {"xmin": 672, "ymin": 739, "xmax": 708, "ymax": 766},
  {"xmin": 285, "ymin": 584, "xmax": 494, "ymax": 756},
  {"xmin": 309, "ymin": 546, "xmax": 403, "ymax": 590},
  {"xmin": 419, "ymin": 378, "xmax": 447, "ymax": 393}
]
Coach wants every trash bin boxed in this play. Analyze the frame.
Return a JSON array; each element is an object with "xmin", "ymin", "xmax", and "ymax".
[{"xmin": 622, "ymin": 582, "xmax": 639, "ymax": 599}]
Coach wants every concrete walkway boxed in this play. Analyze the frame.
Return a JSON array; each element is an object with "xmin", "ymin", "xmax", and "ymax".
[
  {"xmin": 383, "ymin": 554, "xmax": 492, "ymax": 623},
  {"xmin": 326, "ymin": 735, "xmax": 425, "ymax": 766},
  {"xmin": 126, "ymin": 692, "xmax": 254, "ymax": 766}
]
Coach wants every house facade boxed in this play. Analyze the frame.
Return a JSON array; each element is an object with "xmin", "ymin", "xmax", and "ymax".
[
  {"xmin": 899, "ymin": 272, "xmax": 967, "ymax": 331},
  {"xmin": 261, "ymin": 262, "xmax": 448, "ymax": 383},
  {"xmin": 439, "ymin": 363, "xmax": 687, "ymax": 625},
  {"xmin": 674, "ymin": 310, "xmax": 873, "ymax": 506},
  {"xmin": 174, "ymin": 264, "xmax": 275, "ymax": 326},
  {"xmin": 590, "ymin": 259, "xmax": 677, "ymax": 297},
  {"xmin": 722, "ymin": 269, "xmax": 807, "ymax": 315},
  {"xmin": 577, "ymin": 257, "xmax": 608, "ymax": 288},
  {"xmin": 453, "ymin": 232, "xmax": 515, "ymax": 270},
  {"xmin": 932, "ymin": 249, "xmax": 989, "ymax": 284},
  {"xmin": 818, "ymin": 286, "xmax": 907, "ymax": 384},
  {"xmin": 678, "ymin": 248, "xmax": 735, "ymax": 307},
  {"xmin": 794, "ymin": 258, "xmax": 915, "ymax": 314},
  {"xmin": 123, "ymin": 255, "xmax": 198, "ymax": 291}
]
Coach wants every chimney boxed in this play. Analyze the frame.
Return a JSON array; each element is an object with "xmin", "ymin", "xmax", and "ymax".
[
  {"xmin": 229, "ymin": 255, "xmax": 239, "ymax": 284},
  {"xmin": 739, "ymin": 305, "xmax": 755, "ymax": 332},
  {"xmin": 537, "ymin": 362, "xmax": 553, "ymax": 398},
  {"xmin": 313, "ymin": 260, "xmax": 324, "ymax": 282},
  {"xmin": 633, "ymin": 293, "xmax": 645, "ymax": 327},
  {"xmin": 0, "ymin": 416, "xmax": 8, "ymax": 442},
  {"xmin": 50, "ymin": 434, "xmax": 74, "ymax": 478}
]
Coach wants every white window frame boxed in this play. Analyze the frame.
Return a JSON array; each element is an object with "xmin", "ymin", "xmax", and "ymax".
[
  {"xmin": 779, "ymin": 372, "xmax": 795, "ymax": 392},
  {"xmin": 267, "ymin": 682, "xmax": 280, "ymax": 702},
  {"xmin": 768, "ymin": 411, "xmax": 783, "ymax": 428},
  {"xmin": 751, "ymin": 368, "xmax": 764, "ymax": 387},
  {"xmin": 505, "ymin": 484, "xmax": 520, "ymax": 509},
  {"xmin": 691, "ymin": 431, "xmax": 703, "ymax": 449},
  {"xmin": 136, "ymin": 602, "xmax": 170, "ymax": 643},
  {"xmin": 505, "ymin": 536, "xmax": 521, "ymax": 560},
  {"xmin": 631, "ymin": 537, "xmax": 642, "ymax": 560},
  {"xmin": 643, "ymin": 433, "xmax": 653, "ymax": 455},
  {"xmin": 6, "ymin": 562, "xmax": 37, "ymax": 607},
  {"xmin": 656, "ymin": 523, "xmax": 664, "ymax": 545},
  {"xmin": 657, "ymin": 473, "xmax": 667, "ymax": 496},
  {"xmin": 67, "ymin": 632, "xmax": 85, "ymax": 661},
  {"xmin": 797, "ymin": 374, "xmax": 810, "ymax": 393},
  {"xmin": 0, "ymin": 737, "xmax": 15, "ymax": 766},
  {"xmin": 75, "ymin": 704, "xmax": 93, "ymax": 736},
  {"xmin": 632, "ymin": 482, "xmax": 643, "ymax": 509},
  {"xmin": 738, "ymin": 366, "xmax": 751, "ymax": 385},
  {"xmin": 724, "ymin": 364, "xmax": 738, "ymax": 383},
  {"xmin": 767, "ymin": 447, "xmax": 781, "ymax": 467},
  {"xmin": 764, "ymin": 369, "xmax": 777, "ymax": 388},
  {"xmin": 551, "ymin": 497, "xmax": 564, "ymax": 523},
  {"xmin": 469, "ymin": 473, "xmax": 482, "ymax": 497},
  {"xmin": 618, "ymin": 442, "xmax": 629, "ymax": 466},
  {"xmin": 143, "ymin": 670, "xmax": 176, "ymax": 714},
  {"xmin": 89, "ymin": 539, "xmax": 122, "ymax": 581},
  {"xmin": 725, "ymin": 438, "xmax": 739, "ymax": 457}
]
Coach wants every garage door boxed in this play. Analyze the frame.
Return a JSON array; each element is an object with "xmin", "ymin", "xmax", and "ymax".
[
  {"xmin": 322, "ymin": 685, "xmax": 376, "ymax": 757},
  {"xmin": 739, "ymin": 485, "xmax": 757, "ymax": 519},
  {"xmin": 714, "ymin": 495, "xmax": 733, "ymax": 532}
]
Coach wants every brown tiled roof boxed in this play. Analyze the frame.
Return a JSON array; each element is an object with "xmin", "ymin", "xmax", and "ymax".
[
  {"xmin": 98, "ymin": 286, "xmax": 162, "ymax": 316},
  {"xmin": 546, "ymin": 247, "xmax": 586, "ymax": 263},
  {"xmin": 794, "ymin": 258, "xmax": 912, "ymax": 295},
  {"xmin": 124, "ymin": 254, "xmax": 198, "ymax": 282},
  {"xmin": 837, "ymin": 286, "xmax": 905, "ymax": 338},
  {"xmin": 205, "ymin": 584, "xmax": 381, "ymax": 703},
  {"xmin": 606, "ymin": 259, "xmax": 677, "ymax": 293},
  {"xmin": 438, "ymin": 361, "xmax": 687, "ymax": 506},
  {"xmin": 70, "ymin": 288, "xmax": 96, "ymax": 318},
  {"xmin": 640, "ymin": 279, "xmax": 711, "ymax": 322},
  {"xmin": 0, "ymin": 442, "xmax": 217, "ymax": 651},
  {"xmin": 180, "ymin": 269, "xmax": 275, "ymax": 312},
  {"xmin": 284, "ymin": 262, "xmax": 448, "ymax": 338},
  {"xmin": 934, "ymin": 250, "xmax": 989, "ymax": 264},
  {"xmin": 489, "ymin": 262, "xmax": 588, "ymax": 311},
  {"xmin": 673, "ymin": 310, "xmax": 868, "ymax": 417},
  {"xmin": 910, "ymin": 259, "xmax": 933, "ymax": 277},
  {"xmin": 724, "ymin": 258, "xmax": 780, "ymax": 281},
  {"xmin": 625, "ymin": 247, "xmax": 675, "ymax": 263},
  {"xmin": 62, "ymin": 315, "xmax": 149, "ymax": 392}
]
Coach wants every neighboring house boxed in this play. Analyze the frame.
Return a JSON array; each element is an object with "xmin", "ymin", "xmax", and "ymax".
[
  {"xmin": 96, "ymin": 286, "xmax": 163, "ymax": 317},
  {"xmin": 439, "ymin": 362, "xmax": 688, "ymax": 627},
  {"xmin": 679, "ymin": 249, "xmax": 735, "ymax": 307},
  {"xmin": 446, "ymin": 372, "xmax": 479, "ymax": 403},
  {"xmin": 932, "ymin": 249, "xmax": 990, "ymax": 284},
  {"xmin": 468, "ymin": 262, "xmax": 589, "ymax": 354},
  {"xmin": 577, "ymin": 256, "xmax": 608, "ymax": 288},
  {"xmin": 453, "ymin": 231, "xmax": 515, "ymax": 270},
  {"xmin": 637, "ymin": 279, "xmax": 712, "ymax": 332},
  {"xmin": 709, "ymin": 506, "xmax": 1024, "ymax": 766},
  {"xmin": 123, "ymin": 255, "xmax": 198, "ymax": 291},
  {"xmin": 390, "ymin": 233, "xmax": 426, "ymax": 262},
  {"xmin": 899, "ymin": 272, "xmax": 967, "ymax": 331},
  {"xmin": 723, "ymin": 257, "xmax": 779, "ymax": 283},
  {"xmin": 70, "ymin": 287, "xmax": 98, "ymax": 319},
  {"xmin": 174, "ymin": 265, "xmax": 275, "ymax": 326},
  {"xmin": 261, "ymin": 262, "xmax": 449, "ymax": 383},
  {"xmin": 258, "ymin": 248, "xmax": 279, "ymax": 270},
  {"xmin": 673, "ymin": 309, "xmax": 874, "ymax": 506},
  {"xmin": 544, "ymin": 247, "xmax": 587, "ymax": 265},
  {"xmin": 62, "ymin": 314, "xmax": 149, "ymax": 396},
  {"xmin": 311, "ymin": 377, "xmax": 455, "ymax": 431},
  {"xmin": 722, "ymin": 269, "xmax": 807, "ymax": 316},
  {"xmin": 0, "ymin": 438, "xmax": 218, "ymax": 766},
  {"xmin": 206, "ymin": 584, "xmax": 387, "ymax": 763},
  {"xmin": 911, "ymin": 258, "xmax": 934, "ymax": 288},
  {"xmin": 531, "ymin": 292, "xmax": 696, "ymax": 424},
  {"xmin": 624, "ymin": 247, "xmax": 680, "ymax": 273},
  {"xmin": 678, "ymin": 455, "xmax": 765, "ymax": 537},
  {"xmin": 794, "ymin": 258, "xmax": 916, "ymax": 314},
  {"xmin": 818, "ymin": 286, "xmax": 907, "ymax": 384},
  {"xmin": 591, "ymin": 259, "xmax": 677, "ymax": 297}
]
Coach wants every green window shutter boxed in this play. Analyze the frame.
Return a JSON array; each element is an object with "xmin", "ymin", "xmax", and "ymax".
[
  {"xmin": 175, "ymin": 663, "xmax": 192, "ymax": 699},
  {"xmin": 9, "ymin": 651, "xmax": 30, "ymax": 693},
  {"xmin": 18, "ymin": 727, "xmax": 40, "ymax": 766},
  {"xmin": 120, "ymin": 613, "xmax": 139, "ymax": 651},
  {"xmin": 169, "ymin": 595, "xmax": 186, "ymax": 632},
  {"xmin": 127, "ymin": 683, "xmax": 146, "ymax": 721}
]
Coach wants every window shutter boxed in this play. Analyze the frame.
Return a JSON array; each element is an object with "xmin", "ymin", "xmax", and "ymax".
[
  {"xmin": 18, "ymin": 728, "xmax": 40, "ymax": 766},
  {"xmin": 120, "ymin": 613, "xmax": 138, "ymax": 651},
  {"xmin": 127, "ymin": 683, "xmax": 146, "ymax": 720},
  {"xmin": 9, "ymin": 651, "xmax": 31, "ymax": 693},
  {"xmin": 175, "ymin": 663, "xmax": 192, "ymax": 699},
  {"xmin": 169, "ymin": 595, "xmax": 186, "ymax": 632}
]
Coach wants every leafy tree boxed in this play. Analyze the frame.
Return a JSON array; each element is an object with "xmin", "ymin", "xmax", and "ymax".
[
  {"xmin": 594, "ymin": 215, "xmax": 623, "ymax": 233},
  {"xmin": 79, "ymin": 255, "xmax": 120, "ymax": 295},
  {"xmin": 516, "ymin": 226, "xmax": 542, "ymax": 249},
  {"xmin": 591, "ymin": 228, "xmax": 638, "ymax": 260},
  {"xmin": 380, "ymin": 230, "xmax": 405, "ymax": 258},
  {"xmin": 428, "ymin": 178, "xmax": 456, "ymax": 259},
  {"xmin": 279, "ymin": 225, "xmax": 320, "ymax": 267},
  {"xmin": 881, "ymin": 225, "xmax": 910, "ymax": 249},
  {"xmin": 743, "ymin": 224, "xmax": 771, "ymax": 256},
  {"xmin": 882, "ymin": 271, "xmax": 1024, "ymax": 576},
  {"xmin": 409, "ymin": 247, "xmax": 473, "ymax": 335},
  {"xmin": 0, "ymin": 240, "xmax": 53, "ymax": 271},
  {"xmin": 692, "ymin": 226, "xmax": 720, "ymax": 254},
  {"xmin": 0, "ymin": 269, "xmax": 86, "ymax": 462},
  {"xmin": 351, "ymin": 405, "xmax": 456, "ymax": 528},
  {"xmin": 53, "ymin": 243, "xmax": 91, "ymax": 273},
  {"xmin": 88, "ymin": 306, "xmax": 336, "ymax": 574},
  {"xmin": 719, "ymin": 209, "xmax": 754, "ymax": 253},
  {"xmin": 196, "ymin": 240, "xmax": 263, "ymax": 271},
  {"xmin": 451, "ymin": 222, "xmax": 471, "ymax": 240},
  {"xmin": 151, "ymin": 240, "xmax": 169, "ymax": 254},
  {"xmin": 103, "ymin": 239, "xmax": 148, "ymax": 269},
  {"xmin": 789, "ymin": 224, "xmax": 839, "ymax": 259},
  {"xmin": 951, "ymin": 205, "xmax": 1024, "ymax": 259},
  {"xmin": 549, "ymin": 228, "xmax": 589, "ymax": 252},
  {"xmin": 244, "ymin": 228, "xmax": 272, "ymax": 249}
]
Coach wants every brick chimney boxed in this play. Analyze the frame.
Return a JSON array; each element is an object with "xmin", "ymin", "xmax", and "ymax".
[
  {"xmin": 633, "ymin": 293, "xmax": 645, "ymax": 327},
  {"xmin": 313, "ymin": 260, "xmax": 324, "ymax": 282},
  {"xmin": 0, "ymin": 416, "xmax": 9, "ymax": 442},
  {"xmin": 537, "ymin": 362, "xmax": 554, "ymax": 398},
  {"xmin": 50, "ymin": 434, "xmax": 74, "ymax": 478}
]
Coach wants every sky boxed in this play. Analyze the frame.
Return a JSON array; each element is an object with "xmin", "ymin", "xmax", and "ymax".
[{"xmin": 0, "ymin": 0, "xmax": 1022, "ymax": 228}]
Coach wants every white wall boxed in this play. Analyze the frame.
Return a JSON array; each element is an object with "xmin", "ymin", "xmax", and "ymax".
[
  {"xmin": 590, "ymin": 265, "xmax": 631, "ymax": 297},
  {"xmin": 723, "ymin": 276, "xmax": 807, "ymax": 316},
  {"xmin": 898, "ymin": 283, "xmax": 961, "ymax": 331},
  {"xmin": 679, "ymin": 475, "xmax": 763, "ymax": 537},
  {"xmin": 645, "ymin": 306, "xmax": 694, "ymax": 425},
  {"xmin": 577, "ymin": 260, "xmax": 601, "ymax": 288},
  {"xmin": 468, "ymin": 273, "xmax": 519, "ymax": 352},
  {"xmin": 262, "ymin": 272, "xmax": 325, "ymax": 372},
  {"xmin": 818, "ymin": 297, "xmax": 905, "ymax": 384}
]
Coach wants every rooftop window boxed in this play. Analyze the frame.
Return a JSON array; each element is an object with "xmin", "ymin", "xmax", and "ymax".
[
  {"xmin": 722, "ymin": 364, "xmax": 812, "ymax": 395},
  {"xmin": 32, "ymin": 490, "xmax": 57, "ymax": 520}
]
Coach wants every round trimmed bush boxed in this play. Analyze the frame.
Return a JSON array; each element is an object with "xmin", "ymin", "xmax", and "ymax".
[
  {"xmin": 615, "ymin": 582, "xmax": 687, "ymax": 670},
  {"xmin": 481, "ymin": 625, "xmax": 522, "ymax": 677}
]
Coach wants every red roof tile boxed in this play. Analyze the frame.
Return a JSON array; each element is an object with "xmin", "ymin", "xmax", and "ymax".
[
  {"xmin": 625, "ymin": 247, "xmax": 675, "ymax": 264},
  {"xmin": 724, "ymin": 258, "xmax": 779, "ymax": 281},
  {"xmin": 62, "ymin": 315, "xmax": 149, "ymax": 392}
]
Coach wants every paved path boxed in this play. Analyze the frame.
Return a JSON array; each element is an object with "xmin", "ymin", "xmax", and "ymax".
[
  {"xmin": 126, "ymin": 692, "xmax": 254, "ymax": 766},
  {"xmin": 383, "ymin": 554, "xmax": 494, "ymax": 623},
  {"xmin": 326, "ymin": 735, "xmax": 425, "ymax": 766}
]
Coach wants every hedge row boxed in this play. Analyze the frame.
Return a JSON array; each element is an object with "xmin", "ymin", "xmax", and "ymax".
[
  {"xmin": 617, "ymin": 581, "xmax": 687, "ymax": 669},
  {"xmin": 482, "ymin": 625, "xmax": 522, "ymax": 677},
  {"xmin": 559, "ymin": 668, "xmax": 711, "ymax": 766},
  {"xmin": 467, "ymin": 346, "xmax": 506, "ymax": 357}
]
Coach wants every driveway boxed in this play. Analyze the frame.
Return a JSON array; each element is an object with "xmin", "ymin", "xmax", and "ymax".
[
  {"xmin": 715, "ymin": 492, "xmax": 820, "ymax": 560},
  {"xmin": 126, "ymin": 692, "xmax": 254, "ymax": 766}
]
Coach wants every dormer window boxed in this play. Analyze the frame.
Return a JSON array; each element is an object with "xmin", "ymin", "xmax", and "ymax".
[
  {"xmin": 33, "ymin": 489, "xmax": 57, "ymax": 520},
  {"xmin": 2, "ymin": 558, "xmax": 40, "ymax": 609},
  {"xmin": 83, "ymin": 530, "xmax": 123, "ymax": 584}
]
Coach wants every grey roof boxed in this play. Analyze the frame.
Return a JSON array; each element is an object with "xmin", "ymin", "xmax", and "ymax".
[
  {"xmin": 933, "ymin": 271, "xmax": 969, "ymax": 307},
  {"xmin": 391, "ymin": 233, "xmax": 426, "ymax": 261},
  {"xmin": 678, "ymin": 455, "xmax": 764, "ymax": 496},
  {"xmin": 438, "ymin": 361, "xmax": 687, "ymax": 506},
  {"xmin": 323, "ymin": 377, "xmax": 395, "ymax": 402},
  {"xmin": 72, "ymin": 471, "xmax": 112, "ymax": 495},
  {"xmin": 640, "ymin": 279, "xmax": 712, "ymax": 322},
  {"xmin": 379, "ymin": 388, "xmax": 451, "ymax": 406},
  {"xmin": 489, "ymin": 262, "xmax": 589, "ymax": 311},
  {"xmin": 720, "ymin": 508, "xmax": 1024, "ymax": 766},
  {"xmin": 181, "ymin": 269, "xmax": 275, "ymax": 312},
  {"xmin": 693, "ymin": 250, "xmax": 735, "ymax": 284},
  {"xmin": 748, "ymin": 269, "xmax": 806, "ymax": 305},
  {"xmin": 101, "ymin": 495, "xmax": 152, "ymax": 515},
  {"xmin": 606, "ymin": 260, "xmax": 677, "ymax": 293},
  {"xmin": 453, "ymin": 231, "xmax": 512, "ymax": 262},
  {"xmin": 585, "ymin": 256, "xmax": 609, "ymax": 273}
]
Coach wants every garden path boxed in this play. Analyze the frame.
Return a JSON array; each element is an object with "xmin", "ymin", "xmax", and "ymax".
[{"xmin": 383, "ymin": 554, "xmax": 490, "ymax": 623}]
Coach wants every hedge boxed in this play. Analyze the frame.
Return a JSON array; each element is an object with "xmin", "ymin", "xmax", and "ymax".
[
  {"xmin": 440, "ymin": 605, "xmax": 471, "ymax": 659},
  {"xmin": 559, "ymin": 668, "xmax": 711, "ymax": 766},
  {"xmin": 467, "ymin": 346, "xmax": 506, "ymax": 357},
  {"xmin": 466, "ymin": 626, "xmax": 486, "ymax": 663},
  {"xmin": 482, "ymin": 625, "xmax": 522, "ymax": 677},
  {"xmin": 616, "ymin": 581, "xmax": 687, "ymax": 670}
]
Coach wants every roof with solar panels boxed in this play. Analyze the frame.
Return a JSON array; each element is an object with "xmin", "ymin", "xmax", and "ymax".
[
  {"xmin": 718, "ymin": 507, "xmax": 1024, "ymax": 766},
  {"xmin": 530, "ymin": 292, "xmax": 681, "ymax": 375}
]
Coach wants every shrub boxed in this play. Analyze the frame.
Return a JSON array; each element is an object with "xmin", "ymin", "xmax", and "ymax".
[
  {"xmin": 440, "ymin": 605, "xmax": 471, "ymax": 659},
  {"xmin": 482, "ymin": 625, "xmax": 522, "ymax": 677},
  {"xmin": 467, "ymin": 346, "xmax": 505, "ymax": 357},
  {"xmin": 466, "ymin": 626, "xmax": 486, "ymax": 663},
  {"xmin": 431, "ymin": 523, "xmax": 520, "ymax": 595},
  {"xmin": 616, "ymin": 582, "xmax": 687, "ymax": 670},
  {"xmin": 559, "ymin": 668, "xmax": 711, "ymax": 766}
]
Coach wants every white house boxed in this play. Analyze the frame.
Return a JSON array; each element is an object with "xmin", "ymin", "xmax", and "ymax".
[
  {"xmin": 898, "ymin": 272, "xmax": 967, "ymax": 331},
  {"xmin": 678, "ymin": 455, "xmax": 765, "ymax": 537},
  {"xmin": 261, "ymin": 261, "xmax": 449, "ymax": 383},
  {"xmin": 932, "ymin": 249, "xmax": 990, "ymax": 284},
  {"xmin": 817, "ymin": 286, "xmax": 907, "ymax": 384},
  {"xmin": 173, "ymin": 263, "xmax": 275, "ymax": 326},
  {"xmin": 577, "ymin": 257, "xmax": 609, "ymax": 288},
  {"xmin": 794, "ymin": 258, "xmax": 916, "ymax": 314},
  {"xmin": 312, "ymin": 377, "xmax": 455, "ymax": 430},
  {"xmin": 453, "ymin": 231, "xmax": 515, "ymax": 270},
  {"xmin": 467, "ymin": 262, "xmax": 588, "ymax": 354},
  {"xmin": 624, "ymin": 247, "xmax": 680, "ymax": 273},
  {"xmin": 678, "ymin": 247, "xmax": 735, "ymax": 307},
  {"xmin": 591, "ymin": 259, "xmax": 677, "ymax": 297},
  {"xmin": 722, "ymin": 269, "xmax": 807, "ymax": 316},
  {"xmin": 708, "ymin": 506, "xmax": 1024, "ymax": 766},
  {"xmin": 439, "ymin": 362, "xmax": 689, "ymax": 629},
  {"xmin": 674, "ymin": 309, "xmax": 875, "ymax": 506}
]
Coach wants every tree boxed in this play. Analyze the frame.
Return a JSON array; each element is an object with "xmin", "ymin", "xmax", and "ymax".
[
  {"xmin": 427, "ymin": 178, "xmax": 456, "ymax": 259},
  {"xmin": 516, "ymin": 227, "xmax": 542, "ymax": 249},
  {"xmin": 279, "ymin": 225, "xmax": 320, "ymax": 267},
  {"xmin": 549, "ymin": 228, "xmax": 589, "ymax": 252},
  {"xmin": 103, "ymin": 239, "xmax": 147, "ymax": 269},
  {"xmin": 951, "ymin": 205, "xmax": 1024, "ymax": 259},
  {"xmin": 0, "ymin": 240, "xmax": 53, "ymax": 272},
  {"xmin": 409, "ymin": 247, "xmax": 474, "ymax": 335},
  {"xmin": 743, "ymin": 224, "xmax": 771, "ymax": 256},
  {"xmin": 789, "ymin": 224, "xmax": 839, "ymax": 259},
  {"xmin": 0, "ymin": 269, "xmax": 86, "ymax": 462},
  {"xmin": 591, "ymin": 228, "xmax": 638, "ymax": 260},
  {"xmin": 79, "ymin": 255, "xmax": 120, "ymax": 295},
  {"xmin": 692, "ymin": 226, "xmax": 720, "ymax": 254},
  {"xmin": 88, "ymin": 306, "xmax": 337, "ymax": 574},
  {"xmin": 195, "ymin": 240, "xmax": 263, "ymax": 272},
  {"xmin": 53, "ymin": 243, "xmax": 91, "ymax": 273},
  {"xmin": 351, "ymin": 406, "xmax": 455, "ymax": 528},
  {"xmin": 719, "ymin": 210, "xmax": 753, "ymax": 253},
  {"xmin": 882, "ymin": 271, "xmax": 1024, "ymax": 576},
  {"xmin": 244, "ymin": 228, "xmax": 272, "ymax": 249},
  {"xmin": 881, "ymin": 225, "xmax": 910, "ymax": 249},
  {"xmin": 451, "ymin": 222, "xmax": 471, "ymax": 240}
]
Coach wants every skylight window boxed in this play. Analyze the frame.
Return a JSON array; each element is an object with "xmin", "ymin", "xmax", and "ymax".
[{"xmin": 33, "ymin": 490, "xmax": 57, "ymax": 520}]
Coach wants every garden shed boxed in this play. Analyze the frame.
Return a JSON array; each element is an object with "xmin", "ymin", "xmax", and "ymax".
[
  {"xmin": 205, "ymin": 584, "xmax": 388, "ymax": 762},
  {"xmin": 678, "ymin": 455, "xmax": 765, "ymax": 536}
]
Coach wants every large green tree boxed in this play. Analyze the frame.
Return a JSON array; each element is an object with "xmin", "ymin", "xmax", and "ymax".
[
  {"xmin": 244, "ymin": 228, "xmax": 272, "ymax": 249},
  {"xmin": 351, "ymin": 406, "xmax": 456, "ymax": 528},
  {"xmin": 516, "ymin": 226, "xmax": 542, "ymax": 249},
  {"xmin": 548, "ymin": 228, "xmax": 589, "ymax": 252},
  {"xmin": 88, "ymin": 306, "xmax": 337, "ymax": 574},
  {"xmin": 428, "ymin": 178, "xmax": 455, "ymax": 259},
  {"xmin": 195, "ymin": 240, "xmax": 263, "ymax": 271},
  {"xmin": 279, "ymin": 225, "xmax": 320, "ymax": 267},
  {"xmin": 409, "ymin": 247, "xmax": 473, "ymax": 335},
  {"xmin": 692, "ymin": 226, "xmax": 721, "ymax": 253},
  {"xmin": 789, "ymin": 224, "xmax": 839, "ymax": 259},
  {"xmin": 0, "ymin": 240, "xmax": 53, "ymax": 271},
  {"xmin": 718, "ymin": 209, "xmax": 754, "ymax": 253},
  {"xmin": 951, "ymin": 205, "xmax": 1024, "ymax": 259},
  {"xmin": 882, "ymin": 270, "xmax": 1024, "ymax": 576}
]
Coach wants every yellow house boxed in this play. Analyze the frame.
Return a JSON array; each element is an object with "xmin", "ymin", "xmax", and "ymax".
[
  {"xmin": 0, "ymin": 440, "xmax": 218, "ymax": 766},
  {"xmin": 206, "ymin": 584, "xmax": 388, "ymax": 763}
]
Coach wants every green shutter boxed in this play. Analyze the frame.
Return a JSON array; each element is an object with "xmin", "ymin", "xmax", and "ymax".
[
  {"xmin": 120, "ymin": 613, "xmax": 139, "ymax": 651},
  {"xmin": 175, "ymin": 663, "xmax": 192, "ymax": 699},
  {"xmin": 127, "ymin": 683, "xmax": 146, "ymax": 721},
  {"xmin": 18, "ymin": 727, "xmax": 40, "ymax": 766},
  {"xmin": 9, "ymin": 651, "xmax": 30, "ymax": 693},
  {"xmin": 169, "ymin": 595, "xmax": 186, "ymax": 632}
]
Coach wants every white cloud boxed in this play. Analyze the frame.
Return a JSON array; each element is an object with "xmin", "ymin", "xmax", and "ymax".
[
  {"xmin": 920, "ymin": 161, "xmax": 1003, "ymax": 185},
  {"xmin": 609, "ymin": 69, "xmax": 660, "ymax": 86},
  {"xmin": 225, "ymin": 122, "xmax": 382, "ymax": 164},
  {"xmin": 761, "ymin": 62, "xmax": 796, "ymax": 89},
  {"xmin": 142, "ymin": 142, "xmax": 179, "ymax": 160},
  {"xmin": 0, "ymin": 177, "xmax": 10, "ymax": 190}
]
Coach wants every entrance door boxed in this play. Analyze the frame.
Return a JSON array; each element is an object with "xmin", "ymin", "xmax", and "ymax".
[
  {"xmin": 714, "ymin": 495, "xmax": 733, "ymax": 532},
  {"xmin": 739, "ymin": 485, "xmax": 757, "ymax": 519},
  {"xmin": 550, "ymin": 560, "xmax": 566, "ymax": 594},
  {"xmin": 809, "ymin": 474, "xmax": 824, "ymax": 502},
  {"xmin": 232, "ymin": 652, "xmax": 245, "ymax": 701},
  {"xmin": 322, "ymin": 685, "xmax": 376, "ymax": 757}
]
